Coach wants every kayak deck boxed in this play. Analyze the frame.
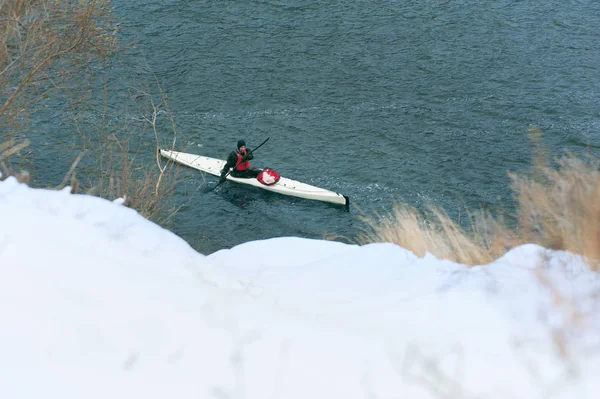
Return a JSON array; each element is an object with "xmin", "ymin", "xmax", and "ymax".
[{"xmin": 160, "ymin": 149, "xmax": 349, "ymax": 208}]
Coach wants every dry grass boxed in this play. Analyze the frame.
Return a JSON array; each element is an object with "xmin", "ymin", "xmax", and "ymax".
[
  {"xmin": 511, "ymin": 159, "xmax": 600, "ymax": 270},
  {"xmin": 359, "ymin": 128, "xmax": 600, "ymax": 269},
  {"xmin": 358, "ymin": 204, "xmax": 516, "ymax": 266}
]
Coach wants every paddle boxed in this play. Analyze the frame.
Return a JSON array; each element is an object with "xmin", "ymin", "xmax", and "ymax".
[{"xmin": 204, "ymin": 137, "xmax": 270, "ymax": 193}]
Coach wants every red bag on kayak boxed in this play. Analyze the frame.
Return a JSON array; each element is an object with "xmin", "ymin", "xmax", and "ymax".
[{"xmin": 256, "ymin": 168, "xmax": 280, "ymax": 186}]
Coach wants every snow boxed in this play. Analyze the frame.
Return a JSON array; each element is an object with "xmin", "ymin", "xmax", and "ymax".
[{"xmin": 0, "ymin": 176, "xmax": 599, "ymax": 399}]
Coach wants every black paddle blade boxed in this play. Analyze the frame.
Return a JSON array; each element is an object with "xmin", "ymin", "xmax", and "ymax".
[
  {"xmin": 202, "ymin": 181, "xmax": 221, "ymax": 193},
  {"xmin": 202, "ymin": 185, "xmax": 215, "ymax": 193}
]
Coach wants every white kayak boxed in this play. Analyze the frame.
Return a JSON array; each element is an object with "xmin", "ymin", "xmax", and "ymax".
[{"xmin": 160, "ymin": 149, "xmax": 349, "ymax": 208}]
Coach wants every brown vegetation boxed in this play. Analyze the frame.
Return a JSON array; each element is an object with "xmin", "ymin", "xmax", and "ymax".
[
  {"xmin": 67, "ymin": 82, "xmax": 187, "ymax": 225},
  {"xmin": 358, "ymin": 204, "xmax": 516, "ymax": 266},
  {"xmin": 1, "ymin": 0, "xmax": 118, "ymax": 133},
  {"xmin": 359, "ymin": 128, "xmax": 600, "ymax": 270},
  {"xmin": 1, "ymin": 1, "xmax": 186, "ymax": 226}
]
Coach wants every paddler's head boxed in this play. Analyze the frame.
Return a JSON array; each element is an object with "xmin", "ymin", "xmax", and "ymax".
[{"xmin": 237, "ymin": 139, "xmax": 246, "ymax": 153}]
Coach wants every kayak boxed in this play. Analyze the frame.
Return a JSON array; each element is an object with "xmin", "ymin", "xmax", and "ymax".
[{"xmin": 159, "ymin": 149, "xmax": 350, "ymax": 208}]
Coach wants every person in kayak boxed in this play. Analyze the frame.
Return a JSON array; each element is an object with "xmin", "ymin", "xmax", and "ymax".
[{"xmin": 219, "ymin": 139, "xmax": 261, "ymax": 182}]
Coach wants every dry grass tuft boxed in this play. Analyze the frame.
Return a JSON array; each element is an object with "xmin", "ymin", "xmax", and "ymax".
[
  {"xmin": 511, "ymin": 130, "xmax": 600, "ymax": 270},
  {"xmin": 359, "ymin": 127, "xmax": 600, "ymax": 269},
  {"xmin": 358, "ymin": 204, "xmax": 516, "ymax": 266}
]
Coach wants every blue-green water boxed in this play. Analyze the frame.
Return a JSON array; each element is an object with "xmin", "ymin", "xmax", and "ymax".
[{"xmin": 31, "ymin": 1, "xmax": 600, "ymax": 254}]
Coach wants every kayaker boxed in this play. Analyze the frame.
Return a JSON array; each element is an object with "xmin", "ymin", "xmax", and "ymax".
[{"xmin": 219, "ymin": 139, "xmax": 261, "ymax": 182}]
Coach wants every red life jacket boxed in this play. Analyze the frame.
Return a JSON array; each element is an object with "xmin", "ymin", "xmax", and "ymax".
[{"xmin": 235, "ymin": 152, "xmax": 250, "ymax": 171}]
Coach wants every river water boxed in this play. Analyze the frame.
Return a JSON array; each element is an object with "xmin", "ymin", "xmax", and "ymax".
[{"xmin": 30, "ymin": 1, "xmax": 600, "ymax": 254}]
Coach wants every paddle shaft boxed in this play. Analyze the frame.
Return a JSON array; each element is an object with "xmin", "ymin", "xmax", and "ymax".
[{"xmin": 207, "ymin": 137, "xmax": 270, "ymax": 192}]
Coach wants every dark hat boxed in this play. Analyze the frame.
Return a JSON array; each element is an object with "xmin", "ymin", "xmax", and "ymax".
[{"xmin": 237, "ymin": 139, "xmax": 246, "ymax": 149}]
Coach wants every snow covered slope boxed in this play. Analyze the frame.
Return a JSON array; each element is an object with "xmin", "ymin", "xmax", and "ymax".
[{"xmin": 0, "ymin": 176, "xmax": 598, "ymax": 398}]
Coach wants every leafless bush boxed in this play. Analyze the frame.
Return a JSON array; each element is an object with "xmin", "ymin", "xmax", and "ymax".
[
  {"xmin": 0, "ymin": 1, "xmax": 192, "ymax": 226},
  {"xmin": 0, "ymin": 138, "xmax": 30, "ymax": 183},
  {"xmin": 0, "ymin": 0, "xmax": 118, "ymax": 134},
  {"xmin": 63, "ymin": 74, "xmax": 190, "ymax": 225}
]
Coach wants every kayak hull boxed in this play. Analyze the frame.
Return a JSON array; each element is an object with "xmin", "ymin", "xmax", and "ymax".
[{"xmin": 160, "ymin": 149, "xmax": 349, "ymax": 208}]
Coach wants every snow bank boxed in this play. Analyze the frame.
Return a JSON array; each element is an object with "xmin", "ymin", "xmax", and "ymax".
[{"xmin": 0, "ymin": 177, "xmax": 599, "ymax": 398}]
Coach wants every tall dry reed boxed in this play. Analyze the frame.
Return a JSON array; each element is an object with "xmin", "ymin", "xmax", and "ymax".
[
  {"xmin": 510, "ymin": 130, "xmax": 600, "ymax": 269},
  {"xmin": 359, "ymin": 128, "xmax": 600, "ymax": 269},
  {"xmin": 358, "ymin": 204, "xmax": 516, "ymax": 266}
]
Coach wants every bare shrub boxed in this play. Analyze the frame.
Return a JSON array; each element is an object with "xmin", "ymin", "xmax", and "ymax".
[
  {"xmin": 0, "ymin": 138, "xmax": 30, "ymax": 183},
  {"xmin": 0, "ymin": 0, "xmax": 118, "ymax": 134},
  {"xmin": 1, "ymin": 1, "xmax": 190, "ymax": 226},
  {"xmin": 64, "ymin": 77, "xmax": 190, "ymax": 226}
]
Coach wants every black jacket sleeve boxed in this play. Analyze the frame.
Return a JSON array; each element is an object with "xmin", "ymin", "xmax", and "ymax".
[{"xmin": 221, "ymin": 151, "xmax": 238, "ymax": 177}]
